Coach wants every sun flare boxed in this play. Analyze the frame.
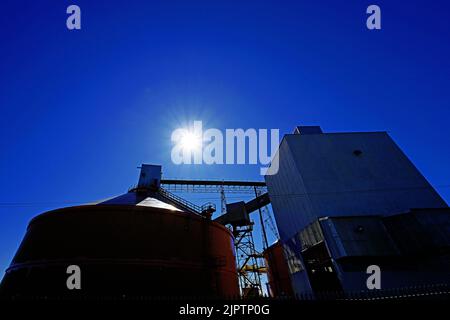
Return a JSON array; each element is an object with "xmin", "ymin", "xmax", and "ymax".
[{"xmin": 180, "ymin": 131, "xmax": 201, "ymax": 151}]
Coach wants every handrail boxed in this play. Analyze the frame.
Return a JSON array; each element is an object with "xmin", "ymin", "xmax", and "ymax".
[{"xmin": 158, "ymin": 187, "xmax": 216, "ymax": 216}]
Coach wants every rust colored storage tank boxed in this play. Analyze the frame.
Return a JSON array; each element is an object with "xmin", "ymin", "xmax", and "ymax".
[
  {"xmin": 264, "ymin": 241, "xmax": 294, "ymax": 297},
  {"xmin": 0, "ymin": 202, "xmax": 239, "ymax": 298}
]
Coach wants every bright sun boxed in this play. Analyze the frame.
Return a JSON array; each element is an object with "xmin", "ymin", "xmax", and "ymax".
[{"xmin": 180, "ymin": 131, "xmax": 201, "ymax": 151}]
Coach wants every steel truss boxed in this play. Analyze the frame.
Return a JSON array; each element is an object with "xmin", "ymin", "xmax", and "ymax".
[
  {"xmin": 160, "ymin": 178, "xmax": 271, "ymax": 297},
  {"xmin": 160, "ymin": 179, "xmax": 267, "ymax": 194},
  {"xmin": 232, "ymin": 224, "xmax": 266, "ymax": 297}
]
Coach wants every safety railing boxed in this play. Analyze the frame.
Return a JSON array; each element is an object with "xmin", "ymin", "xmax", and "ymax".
[{"xmin": 158, "ymin": 187, "xmax": 216, "ymax": 216}]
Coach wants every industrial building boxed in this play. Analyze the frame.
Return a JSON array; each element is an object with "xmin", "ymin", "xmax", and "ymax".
[
  {"xmin": 0, "ymin": 165, "xmax": 240, "ymax": 298},
  {"xmin": 0, "ymin": 165, "xmax": 276, "ymax": 299},
  {"xmin": 1, "ymin": 126, "xmax": 449, "ymax": 300},
  {"xmin": 265, "ymin": 126, "xmax": 450, "ymax": 294}
]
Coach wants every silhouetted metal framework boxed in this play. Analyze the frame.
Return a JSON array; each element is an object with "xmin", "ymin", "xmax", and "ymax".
[
  {"xmin": 160, "ymin": 179, "xmax": 267, "ymax": 194},
  {"xmin": 220, "ymin": 185, "xmax": 227, "ymax": 214},
  {"xmin": 159, "ymin": 178, "xmax": 274, "ymax": 298},
  {"xmin": 254, "ymin": 188, "xmax": 279, "ymax": 240},
  {"xmin": 233, "ymin": 224, "xmax": 265, "ymax": 297},
  {"xmin": 158, "ymin": 187, "xmax": 216, "ymax": 218}
]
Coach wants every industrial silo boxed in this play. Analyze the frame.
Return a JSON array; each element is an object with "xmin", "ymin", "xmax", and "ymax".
[{"xmin": 0, "ymin": 165, "xmax": 239, "ymax": 299}]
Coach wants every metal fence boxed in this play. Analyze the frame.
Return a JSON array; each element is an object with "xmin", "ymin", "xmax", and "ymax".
[
  {"xmin": 2, "ymin": 284, "xmax": 449, "ymax": 302},
  {"xmin": 279, "ymin": 283, "xmax": 450, "ymax": 301}
]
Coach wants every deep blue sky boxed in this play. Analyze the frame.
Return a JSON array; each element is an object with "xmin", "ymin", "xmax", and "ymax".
[{"xmin": 1, "ymin": 0, "xmax": 450, "ymax": 277}]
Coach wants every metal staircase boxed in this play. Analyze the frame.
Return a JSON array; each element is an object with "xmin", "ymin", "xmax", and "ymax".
[{"xmin": 158, "ymin": 187, "xmax": 216, "ymax": 218}]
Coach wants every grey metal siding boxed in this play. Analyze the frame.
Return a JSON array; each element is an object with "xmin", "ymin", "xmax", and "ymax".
[
  {"xmin": 283, "ymin": 132, "xmax": 447, "ymax": 229},
  {"xmin": 265, "ymin": 138, "xmax": 315, "ymax": 241}
]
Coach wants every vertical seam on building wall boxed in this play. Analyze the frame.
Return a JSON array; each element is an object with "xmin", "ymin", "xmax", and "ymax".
[{"xmin": 286, "ymin": 138, "xmax": 317, "ymax": 225}]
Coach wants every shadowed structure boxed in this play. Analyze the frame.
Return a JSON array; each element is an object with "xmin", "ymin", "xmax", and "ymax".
[{"xmin": 0, "ymin": 203, "xmax": 239, "ymax": 298}]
